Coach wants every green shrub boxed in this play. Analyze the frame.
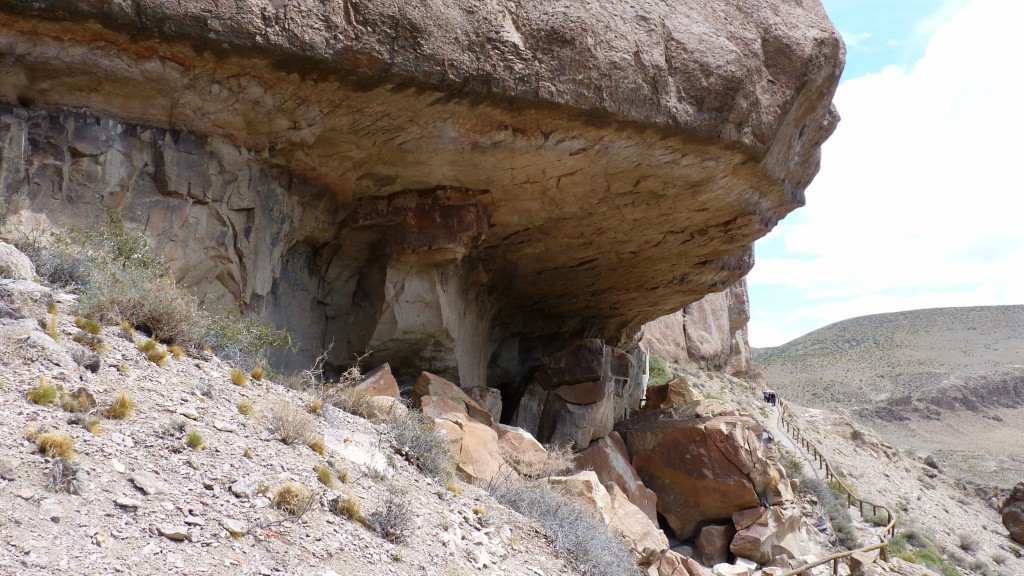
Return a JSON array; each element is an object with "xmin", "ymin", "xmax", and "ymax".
[{"xmin": 648, "ymin": 354, "xmax": 673, "ymax": 387}]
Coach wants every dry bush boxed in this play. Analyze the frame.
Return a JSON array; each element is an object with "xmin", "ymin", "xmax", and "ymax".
[
  {"xmin": 369, "ymin": 485, "xmax": 413, "ymax": 544},
  {"xmin": 104, "ymin": 390, "xmax": 134, "ymax": 419},
  {"xmin": 26, "ymin": 376, "xmax": 58, "ymax": 405},
  {"xmin": 958, "ymin": 531, "xmax": 981, "ymax": 553},
  {"xmin": 272, "ymin": 482, "xmax": 313, "ymax": 516},
  {"xmin": 388, "ymin": 409, "xmax": 454, "ymax": 482},
  {"xmin": 484, "ymin": 478, "xmax": 639, "ymax": 576},
  {"xmin": 37, "ymin": 431, "xmax": 75, "ymax": 459},
  {"xmin": 230, "ymin": 368, "xmax": 248, "ymax": 387},
  {"xmin": 267, "ymin": 401, "xmax": 317, "ymax": 445},
  {"xmin": 48, "ymin": 458, "xmax": 81, "ymax": 494},
  {"xmin": 539, "ymin": 443, "xmax": 576, "ymax": 477}
]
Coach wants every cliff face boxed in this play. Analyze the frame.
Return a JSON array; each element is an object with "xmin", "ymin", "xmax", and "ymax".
[
  {"xmin": 0, "ymin": 1, "xmax": 843, "ymax": 386},
  {"xmin": 639, "ymin": 278, "xmax": 754, "ymax": 378}
]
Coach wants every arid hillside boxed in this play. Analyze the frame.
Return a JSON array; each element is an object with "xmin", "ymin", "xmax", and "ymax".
[{"xmin": 757, "ymin": 306, "xmax": 1024, "ymax": 487}]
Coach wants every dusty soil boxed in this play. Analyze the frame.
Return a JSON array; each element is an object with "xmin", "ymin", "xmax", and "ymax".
[{"xmin": 0, "ymin": 277, "xmax": 577, "ymax": 576}]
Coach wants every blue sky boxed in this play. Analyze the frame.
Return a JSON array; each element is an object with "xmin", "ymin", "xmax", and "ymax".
[{"xmin": 747, "ymin": 0, "xmax": 1024, "ymax": 347}]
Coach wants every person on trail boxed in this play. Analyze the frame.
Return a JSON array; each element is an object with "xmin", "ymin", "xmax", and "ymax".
[
  {"xmin": 769, "ymin": 390, "xmax": 777, "ymax": 406},
  {"xmin": 763, "ymin": 389, "xmax": 770, "ymax": 403}
]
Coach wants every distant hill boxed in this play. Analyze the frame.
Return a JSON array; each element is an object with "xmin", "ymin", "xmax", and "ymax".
[{"xmin": 757, "ymin": 305, "xmax": 1024, "ymax": 486}]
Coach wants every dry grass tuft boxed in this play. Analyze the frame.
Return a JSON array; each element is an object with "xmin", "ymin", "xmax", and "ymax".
[
  {"xmin": 242, "ymin": 446, "xmax": 254, "ymax": 460},
  {"xmin": 61, "ymin": 386, "xmax": 97, "ymax": 413},
  {"xmin": 446, "ymin": 480, "xmax": 462, "ymax": 495},
  {"xmin": 272, "ymin": 482, "xmax": 313, "ymax": 516},
  {"xmin": 333, "ymin": 491, "xmax": 368, "ymax": 525},
  {"xmin": 84, "ymin": 415, "xmax": 103, "ymax": 435},
  {"xmin": 314, "ymin": 463, "xmax": 336, "ymax": 488},
  {"xmin": 472, "ymin": 504, "xmax": 487, "ymax": 517},
  {"xmin": 308, "ymin": 435, "xmax": 326, "ymax": 456},
  {"xmin": 230, "ymin": 368, "xmax": 248, "ymax": 387},
  {"xmin": 37, "ymin": 431, "xmax": 75, "ymax": 459},
  {"xmin": 139, "ymin": 339, "xmax": 168, "ymax": 366},
  {"xmin": 308, "ymin": 397, "xmax": 323, "ymax": 415},
  {"xmin": 27, "ymin": 376, "xmax": 58, "ymax": 405},
  {"xmin": 169, "ymin": 345, "xmax": 186, "ymax": 360},
  {"xmin": 73, "ymin": 316, "xmax": 102, "ymax": 335},
  {"xmin": 267, "ymin": 401, "xmax": 317, "ymax": 445},
  {"xmin": 72, "ymin": 329, "xmax": 108, "ymax": 352},
  {"xmin": 104, "ymin": 389, "xmax": 134, "ymax": 419},
  {"xmin": 237, "ymin": 399, "xmax": 255, "ymax": 416},
  {"xmin": 187, "ymin": 429, "xmax": 204, "ymax": 450},
  {"xmin": 250, "ymin": 366, "xmax": 266, "ymax": 381}
]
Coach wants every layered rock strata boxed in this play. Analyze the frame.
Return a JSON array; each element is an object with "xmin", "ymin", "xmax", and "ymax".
[{"xmin": 0, "ymin": 1, "xmax": 843, "ymax": 387}]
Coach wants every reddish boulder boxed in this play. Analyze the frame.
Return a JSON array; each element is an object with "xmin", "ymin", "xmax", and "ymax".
[
  {"xmin": 576, "ymin": 432, "xmax": 658, "ymax": 522},
  {"xmin": 1001, "ymin": 482, "xmax": 1024, "ymax": 545},
  {"xmin": 625, "ymin": 414, "xmax": 790, "ymax": 539},
  {"xmin": 413, "ymin": 371, "xmax": 492, "ymax": 426},
  {"xmin": 696, "ymin": 524, "xmax": 735, "ymax": 566},
  {"xmin": 355, "ymin": 363, "xmax": 400, "ymax": 398}
]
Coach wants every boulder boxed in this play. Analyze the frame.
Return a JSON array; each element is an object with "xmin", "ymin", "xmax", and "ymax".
[
  {"xmin": 697, "ymin": 524, "xmax": 735, "ymax": 566},
  {"xmin": 465, "ymin": 386, "xmax": 503, "ymax": 424},
  {"xmin": 729, "ymin": 505, "xmax": 803, "ymax": 564},
  {"xmin": 545, "ymin": 390, "xmax": 616, "ymax": 450},
  {"xmin": 647, "ymin": 551, "xmax": 706, "ymax": 576},
  {"xmin": 358, "ymin": 396, "xmax": 409, "ymax": 422},
  {"xmin": 0, "ymin": 242, "xmax": 34, "ymax": 281},
  {"xmin": 1001, "ymin": 481, "xmax": 1024, "ymax": 544},
  {"xmin": 642, "ymin": 377, "xmax": 705, "ymax": 413},
  {"xmin": 575, "ymin": 432, "xmax": 658, "ymax": 522},
  {"xmin": 536, "ymin": 340, "xmax": 607, "ymax": 389},
  {"xmin": 495, "ymin": 424, "xmax": 549, "ymax": 478},
  {"xmin": 608, "ymin": 484, "xmax": 670, "ymax": 563},
  {"xmin": 549, "ymin": 471, "xmax": 614, "ymax": 523},
  {"xmin": 625, "ymin": 414, "xmax": 791, "ymax": 539},
  {"xmin": 549, "ymin": 471, "xmax": 668, "ymax": 563},
  {"xmin": 711, "ymin": 563, "xmax": 751, "ymax": 576},
  {"xmin": 434, "ymin": 413, "xmax": 504, "ymax": 484},
  {"xmin": 414, "ymin": 372, "xmax": 492, "ymax": 426},
  {"xmin": 354, "ymin": 364, "xmax": 400, "ymax": 398}
]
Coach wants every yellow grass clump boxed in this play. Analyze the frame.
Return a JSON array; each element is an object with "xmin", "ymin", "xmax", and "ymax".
[
  {"xmin": 230, "ymin": 368, "xmax": 248, "ymax": 387},
  {"xmin": 27, "ymin": 376, "xmax": 58, "ymax": 405},
  {"xmin": 272, "ymin": 482, "xmax": 312, "ymax": 516},
  {"xmin": 104, "ymin": 389, "xmax": 134, "ymax": 419},
  {"xmin": 37, "ymin": 431, "xmax": 75, "ymax": 459}
]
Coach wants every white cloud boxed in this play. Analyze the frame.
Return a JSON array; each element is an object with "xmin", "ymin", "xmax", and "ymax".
[{"xmin": 749, "ymin": 0, "xmax": 1024, "ymax": 346}]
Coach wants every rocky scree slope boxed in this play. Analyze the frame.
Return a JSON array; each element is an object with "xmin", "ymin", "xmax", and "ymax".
[
  {"xmin": 756, "ymin": 306, "xmax": 1024, "ymax": 487},
  {"xmin": 0, "ymin": 276, "xmax": 583, "ymax": 576},
  {"xmin": 0, "ymin": 0, "xmax": 844, "ymax": 394}
]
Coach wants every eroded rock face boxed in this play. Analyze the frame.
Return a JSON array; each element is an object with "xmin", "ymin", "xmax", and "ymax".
[
  {"xmin": 623, "ymin": 414, "xmax": 791, "ymax": 540},
  {"xmin": 0, "ymin": 1, "xmax": 842, "ymax": 383},
  {"xmin": 641, "ymin": 279, "xmax": 754, "ymax": 378},
  {"xmin": 575, "ymin": 432, "xmax": 658, "ymax": 523}
]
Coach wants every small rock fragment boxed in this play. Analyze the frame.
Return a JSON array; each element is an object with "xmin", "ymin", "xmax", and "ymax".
[
  {"xmin": 230, "ymin": 477, "xmax": 256, "ymax": 499},
  {"xmin": 221, "ymin": 518, "xmax": 247, "ymax": 536},
  {"xmin": 213, "ymin": 420, "xmax": 237, "ymax": 432},
  {"xmin": 40, "ymin": 498, "xmax": 63, "ymax": 523},
  {"xmin": 115, "ymin": 496, "xmax": 140, "ymax": 509},
  {"xmin": 157, "ymin": 525, "xmax": 190, "ymax": 541},
  {"xmin": 131, "ymin": 471, "xmax": 169, "ymax": 496},
  {"xmin": 110, "ymin": 459, "xmax": 126, "ymax": 474},
  {"xmin": 93, "ymin": 532, "xmax": 112, "ymax": 549},
  {"xmin": 176, "ymin": 408, "xmax": 200, "ymax": 421}
]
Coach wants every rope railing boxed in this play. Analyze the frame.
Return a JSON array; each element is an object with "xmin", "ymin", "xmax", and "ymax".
[{"xmin": 776, "ymin": 398, "xmax": 897, "ymax": 576}]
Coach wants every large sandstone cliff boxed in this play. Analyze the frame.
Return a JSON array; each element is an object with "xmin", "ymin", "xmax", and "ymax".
[{"xmin": 0, "ymin": 1, "xmax": 843, "ymax": 389}]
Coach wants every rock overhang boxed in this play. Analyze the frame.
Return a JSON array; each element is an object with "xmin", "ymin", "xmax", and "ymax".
[{"xmin": 0, "ymin": 0, "xmax": 844, "ymax": 380}]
